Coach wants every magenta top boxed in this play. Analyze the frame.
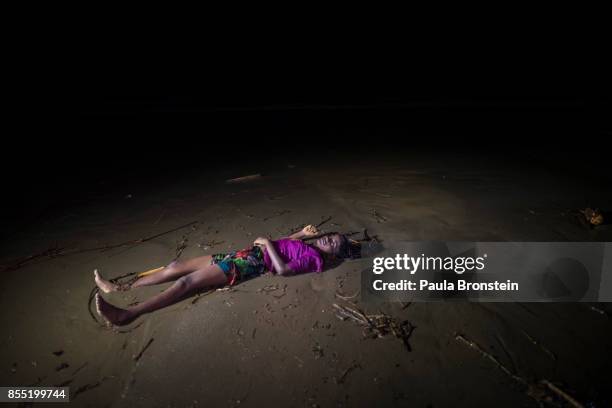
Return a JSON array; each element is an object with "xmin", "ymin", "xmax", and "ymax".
[{"xmin": 263, "ymin": 239, "xmax": 324, "ymax": 274}]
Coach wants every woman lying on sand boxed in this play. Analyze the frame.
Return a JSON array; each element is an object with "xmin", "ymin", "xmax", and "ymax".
[{"xmin": 95, "ymin": 225, "xmax": 359, "ymax": 326}]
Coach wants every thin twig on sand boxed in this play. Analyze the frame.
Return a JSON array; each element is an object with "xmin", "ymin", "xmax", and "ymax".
[
  {"xmin": 455, "ymin": 333, "xmax": 584, "ymax": 408},
  {"xmin": 336, "ymin": 361, "xmax": 361, "ymax": 384},
  {"xmin": 520, "ymin": 330, "xmax": 556, "ymax": 361},
  {"xmin": 335, "ymin": 290, "xmax": 360, "ymax": 301},
  {"xmin": 71, "ymin": 362, "xmax": 88, "ymax": 376},
  {"xmin": 174, "ymin": 236, "xmax": 189, "ymax": 260},
  {"xmin": 588, "ymin": 305, "xmax": 609, "ymax": 318},
  {"xmin": 191, "ymin": 289, "xmax": 216, "ymax": 304},
  {"xmin": 541, "ymin": 380, "xmax": 585, "ymax": 408},
  {"xmin": 132, "ymin": 338, "xmax": 154, "ymax": 362},
  {"xmin": 226, "ymin": 174, "xmax": 261, "ymax": 184},
  {"xmin": 1, "ymin": 221, "xmax": 199, "ymax": 273},
  {"xmin": 371, "ymin": 210, "xmax": 388, "ymax": 223},
  {"xmin": 72, "ymin": 376, "xmax": 114, "ymax": 400},
  {"xmin": 455, "ymin": 334, "xmax": 526, "ymax": 385},
  {"xmin": 316, "ymin": 216, "xmax": 333, "ymax": 229},
  {"xmin": 400, "ymin": 301, "xmax": 412, "ymax": 310}
]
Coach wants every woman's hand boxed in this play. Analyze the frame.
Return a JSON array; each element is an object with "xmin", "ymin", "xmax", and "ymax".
[
  {"xmin": 301, "ymin": 225, "xmax": 320, "ymax": 237},
  {"xmin": 253, "ymin": 237, "xmax": 271, "ymax": 247}
]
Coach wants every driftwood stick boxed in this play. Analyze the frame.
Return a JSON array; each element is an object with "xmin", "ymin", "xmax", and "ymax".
[
  {"xmin": 521, "ymin": 330, "xmax": 556, "ymax": 361},
  {"xmin": 133, "ymin": 338, "xmax": 154, "ymax": 362},
  {"xmin": 455, "ymin": 334, "xmax": 526, "ymax": 385},
  {"xmin": 335, "ymin": 290, "xmax": 360, "ymax": 301},
  {"xmin": 541, "ymin": 380, "xmax": 584, "ymax": 408},
  {"xmin": 1, "ymin": 221, "xmax": 199, "ymax": 273},
  {"xmin": 456, "ymin": 333, "xmax": 585, "ymax": 408},
  {"xmin": 94, "ymin": 221, "xmax": 199, "ymax": 253},
  {"xmin": 337, "ymin": 361, "xmax": 361, "ymax": 384},
  {"xmin": 138, "ymin": 266, "xmax": 165, "ymax": 278},
  {"xmin": 315, "ymin": 216, "xmax": 333, "ymax": 229},
  {"xmin": 332, "ymin": 303, "xmax": 369, "ymax": 325}
]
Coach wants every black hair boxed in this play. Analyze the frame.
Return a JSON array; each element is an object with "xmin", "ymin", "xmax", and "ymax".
[{"xmin": 335, "ymin": 234, "xmax": 362, "ymax": 259}]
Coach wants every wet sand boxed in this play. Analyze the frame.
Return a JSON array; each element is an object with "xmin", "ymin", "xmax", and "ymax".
[{"xmin": 1, "ymin": 151, "xmax": 611, "ymax": 407}]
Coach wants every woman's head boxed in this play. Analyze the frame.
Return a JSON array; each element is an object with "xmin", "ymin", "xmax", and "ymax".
[{"xmin": 313, "ymin": 233, "xmax": 360, "ymax": 259}]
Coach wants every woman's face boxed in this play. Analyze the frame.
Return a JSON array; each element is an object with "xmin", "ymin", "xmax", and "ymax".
[{"xmin": 315, "ymin": 234, "xmax": 343, "ymax": 255}]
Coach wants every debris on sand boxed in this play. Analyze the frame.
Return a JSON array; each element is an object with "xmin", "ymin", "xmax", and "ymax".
[
  {"xmin": 72, "ymin": 362, "xmax": 88, "ymax": 376},
  {"xmin": 371, "ymin": 209, "xmax": 388, "ymax": 223},
  {"xmin": 360, "ymin": 229, "xmax": 381, "ymax": 243},
  {"xmin": 588, "ymin": 305, "xmax": 610, "ymax": 318},
  {"xmin": 287, "ymin": 224, "xmax": 307, "ymax": 235},
  {"xmin": 272, "ymin": 285, "xmax": 288, "ymax": 299},
  {"xmin": 312, "ymin": 343, "xmax": 324, "ymax": 360},
  {"xmin": 333, "ymin": 303, "xmax": 369, "ymax": 325},
  {"xmin": 257, "ymin": 284, "xmax": 280, "ymax": 293},
  {"xmin": 455, "ymin": 333, "xmax": 525, "ymax": 383},
  {"xmin": 316, "ymin": 216, "xmax": 333, "ymax": 229},
  {"xmin": 174, "ymin": 235, "xmax": 189, "ymax": 260},
  {"xmin": 334, "ymin": 290, "xmax": 359, "ymax": 301},
  {"xmin": 333, "ymin": 303, "xmax": 415, "ymax": 351},
  {"xmin": 455, "ymin": 333, "xmax": 585, "ymax": 408},
  {"xmin": 267, "ymin": 195, "xmax": 287, "ymax": 201},
  {"xmin": 191, "ymin": 289, "xmax": 216, "ymax": 304},
  {"xmin": 52, "ymin": 350, "xmax": 64, "ymax": 357},
  {"xmin": 0, "ymin": 246, "xmax": 65, "ymax": 273},
  {"xmin": 539, "ymin": 380, "xmax": 585, "ymax": 408},
  {"xmin": 520, "ymin": 330, "xmax": 556, "ymax": 361},
  {"xmin": 132, "ymin": 338, "xmax": 154, "ymax": 362},
  {"xmin": 154, "ymin": 210, "xmax": 166, "ymax": 225},
  {"xmin": 226, "ymin": 174, "xmax": 262, "ymax": 184},
  {"xmin": 200, "ymin": 239, "xmax": 225, "ymax": 250},
  {"xmin": 72, "ymin": 376, "xmax": 114, "ymax": 400},
  {"xmin": 286, "ymin": 218, "xmax": 332, "ymax": 237},
  {"xmin": 579, "ymin": 208, "xmax": 604, "ymax": 226},
  {"xmin": 312, "ymin": 321, "xmax": 332, "ymax": 330},
  {"xmin": 2, "ymin": 221, "xmax": 199, "ymax": 273},
  {"xmin": 335, "ymin": 361, "xmax": 361, "ymax": 384}
]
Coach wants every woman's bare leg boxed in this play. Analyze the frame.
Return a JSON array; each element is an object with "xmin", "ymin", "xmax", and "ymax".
[
  {"xmin": 96, "ymin": 263, "xmax": 227, "ymax": 326},
  {"xmin": 131, "ymin": 256, "xmax": 214, "ymax": 288},
  {"xmin": 94, "ymin": 256, "xmax": 213, "ymax": 293}
]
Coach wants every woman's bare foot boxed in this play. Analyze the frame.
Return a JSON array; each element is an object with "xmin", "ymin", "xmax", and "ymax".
[
  {"xmin": 94, "ymin": 269, "xmax": 121, "ymax": 293},
  {"xmin": 95, "ymin": 293, "xmax": 135, "ymax": 326}
]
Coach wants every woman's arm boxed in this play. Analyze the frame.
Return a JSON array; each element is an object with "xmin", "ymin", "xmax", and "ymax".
[
  {"xmin": 287, "ymin": 225, "xmax": 320, "ymax": 240},
  {"xmin": 254, "ymin": 237, "xmax": 293, "ymax": 276}
]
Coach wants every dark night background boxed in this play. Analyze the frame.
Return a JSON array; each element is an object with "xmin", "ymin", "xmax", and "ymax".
[{"xmin": 3, "ymin": 64, "xmax": 610, "ymax": 242}]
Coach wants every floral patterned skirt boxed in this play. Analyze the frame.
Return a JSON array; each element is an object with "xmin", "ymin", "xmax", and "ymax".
[{"xmin": 211, "ymin": 246, "xmax": 265, "ymax": 285}]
